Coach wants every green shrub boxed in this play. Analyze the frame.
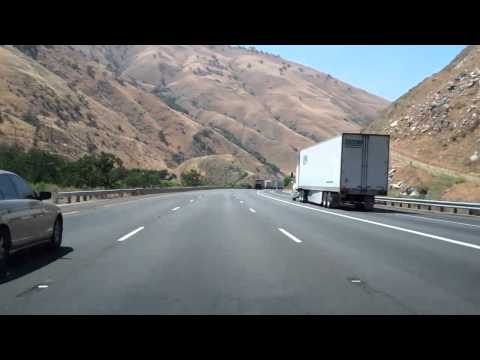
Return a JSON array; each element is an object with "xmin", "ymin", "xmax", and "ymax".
[
  {"xmin": 0, "ymin": 144, "xmax": 175, "ymax": 190},
  {"xmin": 181, "ymin": 169, "xmax": 205, "ymax": 186},
  {"xmin": 283, "ymin": 175, "xmax": 293, "ymax": 187},
  {"xmin": 426, "ymin": 174, "xmax": 465, "ymax": 200}
]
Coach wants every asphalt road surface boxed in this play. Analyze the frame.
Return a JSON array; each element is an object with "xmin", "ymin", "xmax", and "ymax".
[{"xmin": 1, "ymin": 189, "xmax": 480, "ymax": 314}]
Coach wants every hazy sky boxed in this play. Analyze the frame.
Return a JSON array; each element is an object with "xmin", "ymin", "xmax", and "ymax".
[{"xmin": 249, "ymin": 45, "xmax": 466, "ymax": 101}]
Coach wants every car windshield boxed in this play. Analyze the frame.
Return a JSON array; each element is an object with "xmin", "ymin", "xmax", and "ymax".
[{"xmin": 1, "ymin": 44, "xmax": 479, "ymax": 316}]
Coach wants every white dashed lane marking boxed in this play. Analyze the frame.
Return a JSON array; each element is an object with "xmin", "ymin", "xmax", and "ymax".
[
  {"xmin": 278, "ymin": 228, "xmax": 303, "ymax": 243},
  {"xmin": 117, "ymin": 227, "xmax": 145, "ymax": 242}
]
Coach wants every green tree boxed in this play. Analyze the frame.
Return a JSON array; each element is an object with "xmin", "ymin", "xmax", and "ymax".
[
  {"xmin": 96, "ymin": 152, "xmax": 124, "ymax": 188},
  {"xmin": 74, "ymin": 154, "xmax": 100, "ymax": 188},
  {"xmin": 0, "ymin": 144, "xmax": 177, "ymax": 190},
  {"xmin": 283, "ymin": 175, "xmax": 293, "ymax": 187},
  {"xmin": 181, "ymin": 169, "xmax": 205, "ymax": 186}
]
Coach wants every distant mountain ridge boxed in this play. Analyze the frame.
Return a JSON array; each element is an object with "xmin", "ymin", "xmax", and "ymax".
[{"xmin": 0, "ymin": 45, "xmax": 388, "ymax": 185}]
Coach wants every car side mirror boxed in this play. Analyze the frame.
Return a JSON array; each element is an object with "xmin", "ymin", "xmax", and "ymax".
[
  {"xmin": 38, "ymin": 192, "xmax": 52, "ymax": 201},
  {"xmin": 26, "ymin": 192, "xmax": 38, "ymax": 200}
]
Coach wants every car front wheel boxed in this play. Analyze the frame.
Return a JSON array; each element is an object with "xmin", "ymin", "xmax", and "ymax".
[{"xmin": 49, "ymin": 217, "xmax": 63, "ymax": 250}]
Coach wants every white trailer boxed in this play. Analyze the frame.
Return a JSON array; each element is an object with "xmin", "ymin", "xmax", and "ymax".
[{"xmin": 292, "ymin": 133, "xmax": 390, "ymax": 210}]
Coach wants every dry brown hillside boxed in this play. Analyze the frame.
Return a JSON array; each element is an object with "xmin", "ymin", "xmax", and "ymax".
[
  {"xmin": 0, "ymin": 45, "xmax": 388, "ymax": 184},
  {"xmin": 366, "ymin": 45, "xmax": 480, "ymax": 200}
]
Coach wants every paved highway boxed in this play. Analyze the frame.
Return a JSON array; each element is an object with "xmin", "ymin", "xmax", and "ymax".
[{"xmin": 1, "ymin": 189, "xmax": 480, "ymax": 314}]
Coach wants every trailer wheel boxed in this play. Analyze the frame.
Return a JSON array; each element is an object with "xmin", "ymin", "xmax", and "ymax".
[
  {"xmin": 326, "ymin": 192, "xmax": 338, "ymax": 209},
  {"xmin": 321, "ymin": 192, "xmax": 326, "ymax": 207},
  {"xmin": 363, "ymin": 202, "xmax": 374, "ymax": 211},
  {"xmin": 331, "ymin": 193, "xmax": 338, "ymax": 209},
  {"xmin": 325, "ymin": 192, "xmax": 331, "ymax": 208},
  {"xmin": 302, "ymin": 190, "xmax": 309, "ymax": 203}
]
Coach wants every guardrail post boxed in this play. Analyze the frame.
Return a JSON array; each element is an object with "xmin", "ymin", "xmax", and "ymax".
[
  {"xmin": 67, "ymin": 196, "xmax": 71, "ymax": 204},
  {"xmin": 76, "ymin": 195, "xmax": 80, "ymax": 203}
]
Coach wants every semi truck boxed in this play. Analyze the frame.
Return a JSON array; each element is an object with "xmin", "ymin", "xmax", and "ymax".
[
  {"xmin": 255, "ymin": 179, "xmax": 266, "ymax": 190},
  {"xmin": 256, "ymin": 179, "xmax": 283, "ymax": 190},
  {"xmin": 292, "ymin": 133, "xmax": 390, "ymax": 210}
]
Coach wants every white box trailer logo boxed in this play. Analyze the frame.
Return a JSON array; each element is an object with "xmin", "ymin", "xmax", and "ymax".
[{"xmin": 303, "ymin": 155, "xmax": 308, "ymax": 165}]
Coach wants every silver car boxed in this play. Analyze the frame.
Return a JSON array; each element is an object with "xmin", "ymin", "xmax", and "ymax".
[{"xmin": 0, "ymin": 170, "xmax": 63, "ymax": 273}]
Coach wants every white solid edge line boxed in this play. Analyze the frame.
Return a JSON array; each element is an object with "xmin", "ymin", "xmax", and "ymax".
[
  {"xmin": 63, "ymin": 211, "xmax": 80, "ymax": 216},
  {"xmin": 258, "ymin": 192, "xmax": 480, "ymax": 251},
  {"xmin": 278, "ymin": 228, "xmax": 302, "ymax": 243},
  {"xmin": 395, "ymin": 213, "xmax": 480, "ymax": 229},
  {"xmin": 249, "ymin": 208, "xmax": 256, "ymax": 213},
  {"xmin": 117, "ymin": 226, "xmax": 145, "ymax": 242},
  {"xmin": 171, "ymin": 207, "xmax": 181, "ymax": 211}
]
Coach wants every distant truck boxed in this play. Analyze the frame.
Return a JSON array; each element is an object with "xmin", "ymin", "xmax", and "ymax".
[
  {"xmin": 255, "ymin": 179, "xmax": 282, "ymax": 190},
  {"xmin": 292, "ymin": 133, "xmax": 390, "ymax": 210},
  {"xmin": 255, "ymin": 179, "xmax": 266, "ymax": 190}
]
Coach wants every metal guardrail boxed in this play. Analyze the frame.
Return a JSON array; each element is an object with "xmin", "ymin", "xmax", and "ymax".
[
  {"xmin": 375, "ymin": 196, "xmax": 480, "ymax": 216},
  {"xmin": 53, "ymin": 186, "xmax": 225, "ymax": 205}
]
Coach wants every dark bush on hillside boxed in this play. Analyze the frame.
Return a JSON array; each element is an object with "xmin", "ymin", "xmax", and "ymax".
[
  {"xmin": 86, "ymin": 65, "xmax": 96, "ymax": 79},
  {"xmin": 158, "ymin": 130, "xmax": 169, "ymax": 145},
  {"xmin": 21, "ymin": 111, "xmax": 39, "ymax": 126},
  {"xmin": 13, "ymin": 45, "xmax": 39, "ymax": 59},
  {"xmin": 152, "ymin": 87, "xmax": 190, "ymax": 115}
]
